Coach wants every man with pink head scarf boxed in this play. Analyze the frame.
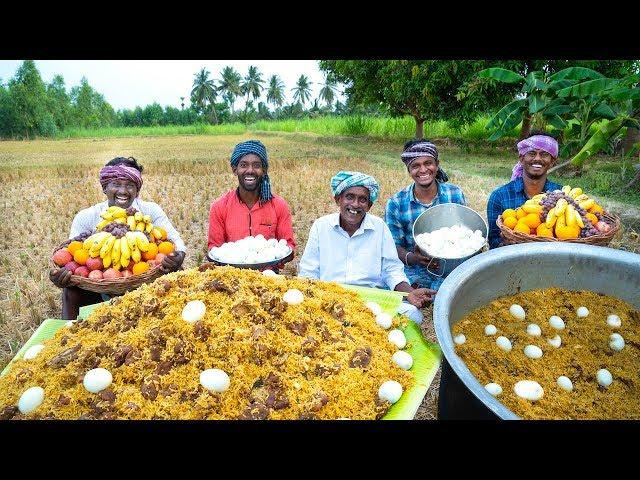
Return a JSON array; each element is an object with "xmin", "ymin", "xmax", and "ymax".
[{"xmin": 487, "ymin": 131, "xmax": 562, "ymax": 249}]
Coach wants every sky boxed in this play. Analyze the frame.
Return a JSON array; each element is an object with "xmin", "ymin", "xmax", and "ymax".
[{"xmin": 0, "ymin": 60, "xmax": 344, "ymax": 110}]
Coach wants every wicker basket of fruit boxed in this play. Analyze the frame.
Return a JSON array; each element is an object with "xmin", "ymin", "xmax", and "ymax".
[
  {"xmin": 498, "ymin": 186, "xmax": 620, "ymax": 247},
  {"xmin": 50, "ymin": 206, "xmax": 175, "ymax": 295}
]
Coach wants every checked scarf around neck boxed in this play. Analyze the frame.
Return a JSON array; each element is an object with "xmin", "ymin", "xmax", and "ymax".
[
  {"xmin": 230, "ymin": 139, "xmax": 273, "ymax": 204},
  {"xmin": 400, "ymin": 141, "xmax": 449, "ymax": 182}
]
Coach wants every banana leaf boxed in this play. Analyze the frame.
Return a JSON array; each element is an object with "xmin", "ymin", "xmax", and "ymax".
[
  {"xmin": 570, "ymin": 117, "xmax": 627, "ymax": 167},
  {"xmin": 549, "ymin": 67, "xmax": 604, "ymax": 82},
  {"xmin": 546, "ymin": 114, "xmax": 568, "ymax": 130},
  {"xmin": 0, "ymin": 319, "xmax": 68, "ymax": 377},
  {"xmin": 523, "ymin": 71, "xmax": 546, "ymax": 93},
  {"xmin": 528, "ymin": 93, "xmax": 548, "ymax": 114},
  {"xmin": 607, "ymin": 86, "xmax": 640, "ymax": 101},
  {"xmin": 557, "ymin": 78, "xmax": 621, "ymax": 98},
  {"xmin": 486, "ymin": 98, "xmax": 527, "ymax": 130},
  {"xmin": 8, "ymin": 289, "xmax": 442, "ymax": 420},
  {"xmin": 477, "ymin": 68, "xmax": 524, "ymax": 84},
  {"xmin": 593, "ymin": 102, "xmax": 619, "ymax": 120}
]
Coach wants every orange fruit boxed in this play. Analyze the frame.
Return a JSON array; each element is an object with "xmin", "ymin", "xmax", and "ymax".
[
  {"xmin": 504, "ymin": 216, "xmax": 518, "ymax": 229},
  {"xmin": 556, "ymin": 225, "xmax": 580, "ymax": 240},
  {"xmin": 501, "ymin": 209, "xmax": 517, "ymax": 220},
  {"xmin": 142, "ymin": 243, "xmax": 158, "ymax": 260},
  {"xmin": 158, "ymin": 241, "xmax": 174, "ymax": 255},
  {"xmin": 590, "ymin": 204, "xmax": 604, "ymax": 214},
  {"xmin": 586, "ymin": 213, "xmax": 598, "ymax": 225},
  {"xmin": 514, "ymin": 222, "xmax": 531, "ymax": 234},
  {"xmin": 132, "ymin": 261, "xmax": 150, "ymax": 275},
  {"xmin": 522, "ymin": 213, "xmax": 541, "ymax": 229},
  {"xmin": 67, "ymin": 241, "xmax": 84, "ymax": 255},
  {"xmin": 73, "ymin": 248, "xmax": 89, "ymax": 265},
  {"xmin": 536, "ymin": 224, "xmax": 554, "ymax": 238},
  {"xmin": 516, "ymin": 208, "xmax": 526, "ymax": 219}
]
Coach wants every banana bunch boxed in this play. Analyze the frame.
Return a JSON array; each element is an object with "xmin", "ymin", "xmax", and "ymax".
[
  {"xmin": 80, "ymin": 230, "xmax": 151, "ymax": 270},
  {"xmin": 83, "ymin": 231, "xmax": 112, "ymax": 258},
  {"xmin": 124, "ymin": 211, "xmax": 153, "ymax": 233},
  {"xmin": 561, "ymin": 185, "xmax": 596, "ymax": 210}
]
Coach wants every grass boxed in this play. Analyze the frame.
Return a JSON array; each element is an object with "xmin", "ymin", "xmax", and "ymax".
[{"xmin": 1, "ymin": 132, "xmax": 638, "ymax": 419}]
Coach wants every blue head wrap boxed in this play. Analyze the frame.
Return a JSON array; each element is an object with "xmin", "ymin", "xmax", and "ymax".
[
  {"xmin": 330, "ymin": 171, "xmax": 380, "ymax": 203},
  {"xmin": 230, "ymin": 140, "xmax": 272, "ymax": 204}
]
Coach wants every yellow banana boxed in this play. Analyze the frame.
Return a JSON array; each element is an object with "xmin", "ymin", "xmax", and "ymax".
[
  {"xmin": 545, "ymin": 210, "xmax": 557, "ymax": 228},
  {"xmin": 103, "ymin": 252, "xmax": 112, "ymax": 268},
  {"xmin": 565, "ymin": 205, "xmax": 576, "ymax": 227},
  {"xmin": 143, "ymin": 214, "xmax": 151, "ymax": 223},
  {"xmin": 125, "ymin": 232, "xmax": 136, "ymax": 251},
  {"xmin": 152, "ymin": 227, "xmax": 162, "ymax": 240},
  {"xmin": 120, "ymin": 237, "xmax": 130, "ymax": 261},
  {"xmin": 562, "ymin": 185, "xmax": 572, "ymax": 195},
  {"xmin": 114, "ymin": 217, "xmax": 126, "ymax": 224},
  {"xmin": 136, "ymin": 221, "xmax": 146, "ymax": 232},
  {"xmin": 574, "ymin": 194, "xmax": 589, "ymax": 202},
  {"xmin": 88, "ymin": 232, "xmax": 110, "ymax": 252},
  {"xmin": 554, "ymin": 199, "xmax": 568, "ymax": 216},
  {"xmin": 100, "ymin": 211, "xmax": 114, "ymax": 221},
  {"xmin": 127, "ymin": 216, "xmax": 136, "ymax": 229},
  {"xmin": 95, "ymin": 218, "xmax": 110, "ymax": 231},
  {"xmin": 556, "ymin": 213, "xmax": 566, "ymax": 231},
  {"xmin": 83, "ymin": 236, "xmax": 94, "ymax": 250},
  {"xmin": 134, "ymin": 232, "xmax": 150, "ymax": 252},
  {"xmin": 99, "ymin": 235, "xmax": 116, "ymax": 258},
  {"xmin": 522, "ymin": 204, "xmax": 543, "ymax": 214},
  {"xmin": 131, "ymin": 245, "xmax": 141, "ymax": 263},
  {"xmin": 579, "ymin": 199, "xmax": 595, "ymax": 210},
  {"xmin": 134, "ymin": 212, "xmax": 143, "ymax": 222},
  {"xmin": 112, "ymin": 209, "xmax": 127, "ymax": 219},
  {"xmin": 111, "ymin": 237, "xmax": 121, "ymax": 265},
  {"xmin": 569, "ymin": 187, "xmax": 583, "ymax": 198},
  {"xmin": 574, "ymin": 210, "xmax": 585, "ymax": 228},
  {"xmin": 113, "ymin": 262, "xmax": 121, "ymax": 272},
  {"xmin": 144, "ymin": 222, "xmax": 153, "ymax": 233}
]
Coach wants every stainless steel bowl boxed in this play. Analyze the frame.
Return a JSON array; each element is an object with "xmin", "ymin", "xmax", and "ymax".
[
  {"xmin": 412, "ymin": 203, "xmax": 488, "ymax": 277},
  {"xmin": 433, "ymin": 242, "xmax": 640, "ymax": 419}
]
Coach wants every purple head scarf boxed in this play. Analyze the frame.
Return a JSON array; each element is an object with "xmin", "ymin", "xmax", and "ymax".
[
  {"xmin": 99, "ymin": 165, "xmax": 143, "ymax": 192},
  {"xmin": 511, "ymin": 135, "xmax": 559, "ymax": 180}
]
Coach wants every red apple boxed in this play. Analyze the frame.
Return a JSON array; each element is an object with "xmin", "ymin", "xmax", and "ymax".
[
  {"xmin": 595, "ymin": 221, "xmax": 611, "ymax": 233},
  {"xmin": 85, "ymin": 257, "xmax": 103, "ymax": 271},
  {"xmin": 103, "ymin": 268, "xmax": 122, "ymax": 279},
  {"xmin": 74, "ymin": 266, "xmax": 90, "ymax": 277},
  {"xmin": 53, "ymin": 249, "xmax": 73, "ymax": 267},
  {"xmin": 155, "ymin": 253, "xmax": 166, "ymax": 265},
  {"xmin": 88, "ymin": 270, "xmax": 103, "ymax": 280},
  {"xmin": 121, "ymin": 270, "xmax": 133, "ymax": 278},
  {"xmin": 64, "ymin": 261, "xmax": 80, "ymax": 272}
]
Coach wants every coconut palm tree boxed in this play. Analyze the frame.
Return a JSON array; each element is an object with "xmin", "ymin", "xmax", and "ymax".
[
  {"xmin": 266, "ymin": 75, "xmax": 286, "ymax": 110},
  {"xmin": 218, "ymin": 66, "xmax": 243, "ymax": 114},
  {"xmin": 318, "ymin": 77, "xmax": 338, "ymax": 108},
  {"xmin": 191, "ymin": 68, "xmax": 218, "ymax": 124},
  {"xmin": 241, "ymin": 65, "xmax": 265, "ymax": 118},
  {"xmin": 292, "ymin": 74, "xmax": 313, "ymax": 108}
]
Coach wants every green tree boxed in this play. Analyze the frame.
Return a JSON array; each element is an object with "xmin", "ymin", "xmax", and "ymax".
[
  {"xmin": 320, "ymin": 60, "xmax": 517, "ymax": 138},
  {"xmin": 6, "ymin": 60, "xmax": 52, "ymax": 138},
  {"xmin": 218, "ymin": 66, "xmax": 242, "ymax": 114},
  {"xmin": 191, "ymin": 68, "xmax": 219, "ymax": 124},
  {"xmin": 46, "ymin": 75, "xmax": 72, "ymax": 131},
  {"xmin": 318, "ymin": 77, "xmax": 338, "ymax": 108},
  {"xmin": 266, "ymin": 75, "xmax": 286, "ymax": 110},
  {"xmin": 241, "ymin": 65, "xmax": 265, "ymax": 119},
  {"xmin": 0, "ymin": 79, "xmax": 10, "ymax": 137},
  {"xmin": 292, "ymin": 74, "xmax": 312, "ymax": 108}
]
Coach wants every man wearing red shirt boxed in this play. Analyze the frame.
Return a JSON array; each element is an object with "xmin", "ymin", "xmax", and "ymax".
[{"xmin": 208, "ymin": 140, "xmax": 296, "ymax": 265}]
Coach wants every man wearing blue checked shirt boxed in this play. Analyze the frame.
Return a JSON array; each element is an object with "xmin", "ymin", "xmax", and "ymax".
[{"xmin": 385, "ymin": 140, "xmax": 466, "ymax": 291}]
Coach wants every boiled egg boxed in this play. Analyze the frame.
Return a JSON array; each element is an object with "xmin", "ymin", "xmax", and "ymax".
[
  {"xmin": 182, "ymin": 300, "xmax": 206, "ymax": 323},
  {"xmin": 200, "ymin": 369, "xmax": 230, "ymax": 393},
  {"xmin": 387, "ymin": 329, "xmax": 407, "ymax": 349},
  {"xmin": 392, "ymin": 351, "xmax": 413, "ymax": 370},
  {"xmin": 509, "ymin": 304, "xmax": 526, "ymax": 320},
  {"xmin": 83, "ymin": 368, "xmax": 113, "ymax": 393},
  {"xmin": 378, "ymin": 381, "xmax": 403, "ymax": 404},
  {"xmin": 283, "ymin": 289, "xmax": 304, "ymax": 305},
  {"xmin": 514, "ymin": 380, "xmax": 544, "ymax": 401},
  {"xmin": 18, "ymin": 386, "xmax": 45, "ymax": 414}
]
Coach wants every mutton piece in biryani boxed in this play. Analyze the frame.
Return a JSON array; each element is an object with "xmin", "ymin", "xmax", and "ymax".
[{"xmin": 0, "ymin": 266, "xmax": 412, "ymax": 420}]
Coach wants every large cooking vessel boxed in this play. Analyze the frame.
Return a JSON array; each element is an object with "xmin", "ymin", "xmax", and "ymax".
[{"xmin": 433, "ymin": 242, "xmax": 640, "ymax": 420}]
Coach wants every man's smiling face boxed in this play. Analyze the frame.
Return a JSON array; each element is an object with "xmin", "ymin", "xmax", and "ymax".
[{"xmin": 233, "ymin": 153, "xmax": 264, "ymax": 192}]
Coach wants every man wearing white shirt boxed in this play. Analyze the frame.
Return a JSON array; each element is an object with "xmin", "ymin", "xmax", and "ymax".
[{"xmin": 298, "ymin": 171, "xmax": 434, "ymax": 324}]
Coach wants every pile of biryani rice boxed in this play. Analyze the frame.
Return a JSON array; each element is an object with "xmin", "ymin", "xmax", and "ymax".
[{"xmin": 0, "ymin": 266, "xmax": 413, "ymax": 420}]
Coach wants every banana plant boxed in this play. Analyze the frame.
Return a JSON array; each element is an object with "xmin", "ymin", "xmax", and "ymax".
[{"xmin": 478, "ymin": 66, "xmax": 640, "ymax": 169}]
